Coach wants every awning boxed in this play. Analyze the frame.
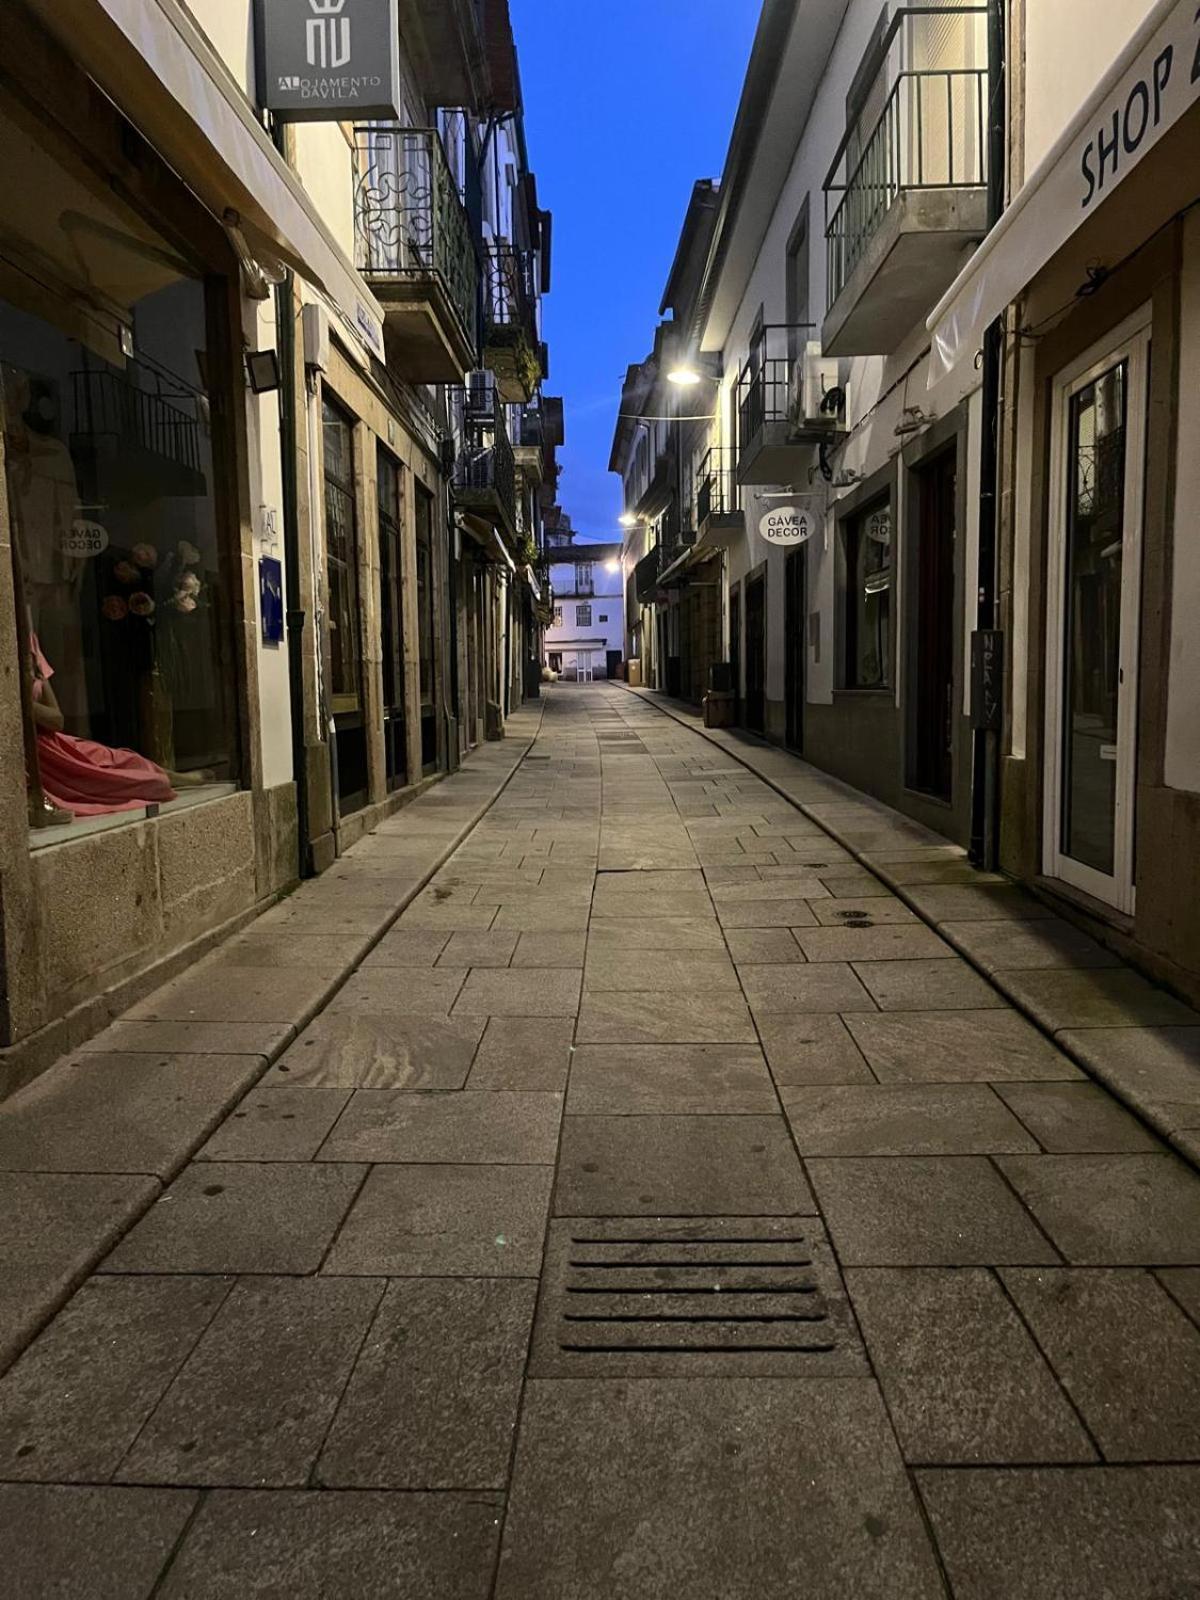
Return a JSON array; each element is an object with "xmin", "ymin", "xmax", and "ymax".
[
  {"xmin": 25, "ymin": 0, "xmax": 385, "ymax": 361},
  {"xmin": 928, "ymin": 0, "xmax": 1199, "ymax": 379}
]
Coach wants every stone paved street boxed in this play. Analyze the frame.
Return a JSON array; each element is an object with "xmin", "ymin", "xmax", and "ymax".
[{"xmin": 3, "ymin": 683, "xmax": 1200, "ymax": 1597}]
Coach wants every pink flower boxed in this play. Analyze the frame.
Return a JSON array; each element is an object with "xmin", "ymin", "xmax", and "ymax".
[
  {"xmin": 112, "ymin": 560, "xmax": 139, "ymax": 585},
  {"xmin": 128, "ymin": 591, "xmax": 155, "ymax": 617},
  {"xmin": 101, "ymin": 596, "xmax": 128, "ymax": 622},
  {"xmin": 131, "ymin": 543, "xmax": 158, "ymax": 569}
]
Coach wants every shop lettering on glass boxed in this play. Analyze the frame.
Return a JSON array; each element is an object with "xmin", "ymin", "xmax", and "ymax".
[
  {"xmin": 1080, "ymin": 3, "xmax": 1200, "ymax": 209},
  {"xmin": 255, "ymin": 0, "xmax": 402, "ymax": 120}
]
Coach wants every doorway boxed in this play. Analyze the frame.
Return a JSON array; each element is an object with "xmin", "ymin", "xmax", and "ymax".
[
  {"xmin": 910, "ymin": 448, "xmax": 957, "ymax": 801},
  {"xmin": 784, "ymin": 547, "xmax": 805, "ymax": 751},
  {"xmin": 729, "ymin": 583, "xmax": 742, "ymax": 723},
  {"xmin": 322, "ymin": 396, "xmax": 367, "ymax": 814},
  {"xmin": 745, "ymin": 572, "xmax": 767, "ymax": 734},
  {"xmin": 377, "ymin": 449, "xmax": 407, "ymax": 792},
  {"xmin": 1044, "ymin": 311, "xmax": 1149, "ymax": 914}
]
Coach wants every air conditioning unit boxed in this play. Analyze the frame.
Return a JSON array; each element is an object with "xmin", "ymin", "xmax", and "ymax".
[
  {"xmin": 790, "ymin": 342, "xmax": 846, "ymax": 434},
  {"xmin": 301, "ymin": 302, "xmax": 330, "ymax": 373}
]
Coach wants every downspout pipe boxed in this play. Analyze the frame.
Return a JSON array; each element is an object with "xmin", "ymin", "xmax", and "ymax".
[{"xmin": 969, "ymin": 0, "xmax": 1007, "ymax": 870}]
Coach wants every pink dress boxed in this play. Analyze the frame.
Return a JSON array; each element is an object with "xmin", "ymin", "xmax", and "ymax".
[{"xmin": 31, "ymin": 639, "xmax": 176, "ymax": 817}]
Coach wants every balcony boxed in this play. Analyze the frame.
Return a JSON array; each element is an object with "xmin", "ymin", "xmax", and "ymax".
[
  {"xmin": 449, "ymin": 379, "xmax": 517, "ymax": 546},
  {"xmin": 634, "ymin": 545, "xmax": 661, "ymax": 607},
  {"xmin": 511, "ymin": 395, "xmax": 563, "ymax": 484},
  {"xmin": 823, "ymin": 6, "xmax": 989, "ymax": 356},
  {"xmin": 483, "ymin": 245, "xmax": 542, "ymax": 402},
  {"xmin": 695, "ymin": 446, "xmax": 743, "ymax": 543},
  {"xmin": 735, "ymin": 326, "xmax": 835, "ymax": 486},
  {"xmin": 354, "ymin": 128, "xmax": 480, "ymax": 382}
]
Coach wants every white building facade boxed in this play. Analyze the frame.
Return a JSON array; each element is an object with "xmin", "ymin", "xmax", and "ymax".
[{"xmin": 543, "ymin": 538, "xmax": 625, "ymax": 681}]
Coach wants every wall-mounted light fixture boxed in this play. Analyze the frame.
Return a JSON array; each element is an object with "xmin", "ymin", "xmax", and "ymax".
[
  {"xmin": 245, "ymin": 349, "xmax": 282, "ymax": 394},
  {"xmin": 618, "ymin": 512, "xmax": 639, "ymax": 528}
]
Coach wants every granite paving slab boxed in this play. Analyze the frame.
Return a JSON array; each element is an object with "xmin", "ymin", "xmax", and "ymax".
[
  {"xmin": 76, "ymin": 1020, "xmax": 296, "ymax": 1058},
  {"xmin": 996, "ymin": 1153, "xmax": 1200, "ymax": 1264},
  {"xmin": 716, "ymin": 898, "xmax": 822, "ymax": 928},
  {"xmin": 995, "ymin": 1082, "xmax": 1161, "ymax": 1153},
  {"xmin": 794, "ymin": 925, "xmax": 955, "ymax": 963},
  {"xmin": 494, "ymin": 1378, "xmax": 944, "ymax": 1599},
  {"xmin": 317, "ymin": 1091, "xmax": 561, "ymax": 1164},
  {"xmin": 197, "ymin": 1086, "xmax": 352, "ymax": 1162},
  {"xmin": 117, "ymin": 1276, "xmax": 383, "ymax": 1487},
  {"xmin": 807, "ymin": 1157, "xmax": 1059, "ymax": 1265},
  {"xmin": 322, "ymin": 1162, "xmax": 552, "ymax": 1277},
  {"xmin": 0, "ymin": 1171, "xmax": 160, "ymax": 1373},
  {"xmin": 781, "ymin": 1084, "xmax": 1038, "ymax": 1156},
  {"xmin": 583, "ymin": 948, "xmax": 740, "ymax": 992},
  {"xmin": 845, "ymin": 1268, "xmax": 1094, "ymax": 1464},
  {"xmin": 554, "ymin": 1114, "xmax": 813, "ymax": 1216},
  {"xmin": 327, "ymin": 969, "xmax": 468, "ymax": 1016},
  {"xmin": 1, "ymin": 1483, "xmax": 197, "ymax": 1600},
  {"xmin": 268, "ymin": 1014, "xmax": 485, "ymax": 1090},
  {"xmin": 575, "ymin": 990, "xmax": 758, "ymax": 1044},
  {"xmin": 216, "ymin": 935, "xmax": 370, "ymax": 969},
  {"xmin": 436, "ymin": 931, "xmax": 520, "ymax": 968},
  {"xmin": 1159, "ymin": 1268, "xmax": 1200, "ymax": 1324},
  {"xmin": 566, "ymin": 1044, "xmax": 777, "ymax": 1115},
  {"xmin": 1057, "ymin": 1026, "xmax": 1200, "ymax": 1131},
  {"xmin": 512, "ymin": 930, "xmax": 587, "ymax": 967},
  {"xmin": 843, "ymin": 1011, "xmax": 1076, "ymax": 1082},
  {"xmin": 316, "ymin": 1278, "xmax": 535, "ymax": 1489},
  {"xmin": 739, "ymin": 963, "xmax": 877, "ymax": 1015},
  {"xmin": 0, "ymin": 1275, "xmax": 233, "ymax": 1482},
  {"xmin": 490, "ymin": 903, "xmax": 593, "ymax": 932},
  {"xmin": 585, "ymin": 916, "xmax": 727, "ymax": 951},
  {"xmin": 0, "ymin": 1053, "xmax": 265, "ymax": 1178},
  {"xmin": 360, "ymin": 929, "xmax": 448, "ymax": 967},
  {"xmin": 467, "ymin": 1017, "xmax": 574, "ymax": 1091},
  {"xmin": 817, "ymin": 868, "xmax": 897, "ymax": 897},
  {"xmin": 157, "ymin": 1489, "xmax": 502, "ymax": 1599},
  {"xmin": 853, "ymin": 958, "xmax": 1007, "ymax": 1011},
  {"xmin": 917, "ymin": 1465, "xmax": 1200, "ymax": 1600},
  {"xmin": 710, "ymin": 877, "xmax": 832, "ymax": 903},
  {"xmin": 997, "ymin": 967, "xmax": 1200, "ymax": 1030},
  {"xmin": 451, "ymin": 968, "xmax": 583, "ymax": 1017},
  {"xmin": 756, "ymin": 1014, "xmax": 876, "ymax": 1085},
  {"xmin": 812, "ymin": 897, "xmax": 919, "ymax": 925},
  {"xmin": 1000, "ymin": 1267, "xmax": 1200, "ymax": 1461},
  {"xmin": 125, "ymin": 966, "xmax": 343, "ymax": 1025},
  {"xmin": 102, "ymin": 1162, "xmax": 366, "ymax": 1275},
  {"xmin": 940, "ymin": 918, "xmax": 1122, "ymax": 973},
  {"xmin": 902, "ymin": 884, "xmax": 1056, "ymax": 922},
  {"xmin": 723, "ymin": 928, "xmax": 805, "ymax": 964}
]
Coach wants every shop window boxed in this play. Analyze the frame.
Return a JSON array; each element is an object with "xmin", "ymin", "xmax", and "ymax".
[
  {"xmin": 321, "ymin": 396, "xmax": 366, "ymax": 813},
  {"xmin": 414, "ymin": 481, "xmax": 438, "ymax": 773},
  {"xmin": 1, "ymin": 98, "xmax": 235, "ymax": 840},
  {"xmin": 839, "ymin": 499, "xmax": 892, "ymax": 689},
  {"xmin": 377, "ymin": 447, "xmax": 407, "ymax": 792},
  {"xmin": 576, "ymin": 603, "xmax": 592, "ymax": 627}
]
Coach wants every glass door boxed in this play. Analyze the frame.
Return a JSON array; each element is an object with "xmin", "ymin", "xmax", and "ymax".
[
  {"xmin": 1044, "ymin": 312, "xmax": 1149, "ymax": 913},
  {"xmin": 377, "ymin": 449, "xmax": 407, "ymax": 792}
]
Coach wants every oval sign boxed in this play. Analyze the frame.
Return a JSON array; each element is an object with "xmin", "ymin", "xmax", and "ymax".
[
  {"xmin": 61, "ymin": 520, "xmax": 109, "ymax": 559},
  {"xmin": 758, "ymin": 504, "xmax": 815, "ymax": 546}
]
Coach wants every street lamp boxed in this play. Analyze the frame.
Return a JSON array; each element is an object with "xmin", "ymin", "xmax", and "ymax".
[{"xmin": 666, "ymin": 364, "xmax": 702, "ymax": 387}]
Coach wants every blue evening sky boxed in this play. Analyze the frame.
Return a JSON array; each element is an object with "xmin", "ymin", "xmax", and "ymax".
[{"xmin": 509, "ymin": 0, "xmax": 761, "ymax": 544}]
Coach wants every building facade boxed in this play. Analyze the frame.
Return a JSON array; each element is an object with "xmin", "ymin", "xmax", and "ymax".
[
  {"xmin": 0, "ymin": 0, "xmax": 559, "ymax": 1078},
  {"xmin": 542, "ymin": 534, "xmax": 624, "ymax": 681},
  {"xmin": 615, "ymin": 0, "xmax": 1200, "ymax": 1002}
]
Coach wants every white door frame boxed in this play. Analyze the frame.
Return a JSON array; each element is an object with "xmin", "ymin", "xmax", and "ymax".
[{"xmin": 1043, "ymin": 305, "xmax": 1150, "ymax": 914}]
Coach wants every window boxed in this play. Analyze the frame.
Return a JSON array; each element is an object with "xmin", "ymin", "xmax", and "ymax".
[
  {"xmin": 2, "ymin": 101, "xmax": 236, "ymax": 837},
  {"xmin": 598, "ymin": 614, "xmax": 608, "ymax": 623},
  {"xmin": 377, "ymin": 448, "xmax": 406, "ymax": 791},
  {"xmin": 576, "ymin": 603, "xmax": 592, "ymax": 627},
  {"xmin": 323, "ymin": 399, "xmax": 361, "ymax": 714},
  {"xmin": 839, "ymin": 499, "xmax": 892, "ymax": 689},
  {"xmin": 414, "ymin": 482, "xmax": 438, "ymax": 772},
  {"xmin": 575, "ymin": 560, "xmax": 593, "ymax": 595},
  {"xmin": 552, "ymin": 605, "xmax": 563, "ymax": 627}
]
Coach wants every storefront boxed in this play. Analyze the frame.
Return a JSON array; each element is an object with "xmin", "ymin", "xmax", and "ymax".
[{"xmin": 930, "ymin": 0, "xmax": 1200, "ymax": 998}]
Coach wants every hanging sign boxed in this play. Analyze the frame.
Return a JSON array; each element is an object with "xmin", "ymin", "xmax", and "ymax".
[
  {"xmin": 255, "ymin": 0, "xmax": 403, "ymax": 121},
  {"xmin": 756, "ymin": 496, "xmax": 822, "ymax": 547},
  {"xmin": 61, "ymin": 520, "xmax": 109, "ymax": 559}
]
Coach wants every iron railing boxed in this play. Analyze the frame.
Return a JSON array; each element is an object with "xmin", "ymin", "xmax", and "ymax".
[
  {"xmin": 484, "ymin": 244, "xmax": 537, "ymax": 336},
  {"xmin": 695, "ymin": 445, "xmax": 738, "ymax": 525},
  {"xmin": 735, "ymin": 325, "xmax": 812, "ymax": 473},
  {"xmin": 824, "ymin": 7, "xmax": 988, "ymax": 306},
  {"xmin": 71, "ymin": 371, "xmax": 203, "ymax": 478},
  {"xmin": 634, "ymin": 545, "xmax": 661, "ymax": 606},
  {"xmin": 354, "ymin": 126, "xmax": 480, "ymax": 351},
  {"xmin": 447, "ymin": 377, "xmax": 516, "ymax": 531}
]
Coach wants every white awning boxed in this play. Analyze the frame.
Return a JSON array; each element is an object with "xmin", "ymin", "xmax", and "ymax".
[
  {"xmin": 928, "ymin": 0, "xmax": 1200, "ymax": 379},
  {"xmin": 25, "ymin": 0, "xmax": 385, "ymax": 361}
]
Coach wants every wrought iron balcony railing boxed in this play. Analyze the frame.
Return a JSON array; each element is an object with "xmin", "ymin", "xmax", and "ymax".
[
  {"xmin": 354, "ymin": 126, "xmax": 480, "ymax": 351},
  {"xmin": 448, "ymin": 377, "xmax": 517, "ymax": 535},
  {"xmin": 823, "ymin": 6, "xmax": 988, "ymax": 307},
  {"xmin": 695, "ymin": 445, "xmax": 738, "ymax": 526},
  {"xmin": 484, "ymin": 244, "xmax": 537, "ymax": 335}
]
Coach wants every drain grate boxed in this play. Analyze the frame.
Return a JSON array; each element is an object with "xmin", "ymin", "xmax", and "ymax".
[{"xmin": 529, "ymin": 1216, "xmax": 866, "ymax": 1376}]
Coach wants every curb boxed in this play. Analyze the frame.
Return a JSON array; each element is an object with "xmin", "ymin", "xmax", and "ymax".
[{"xmin": 618, "ymin": 683, "xmax": 1200, "ymax": 1174}]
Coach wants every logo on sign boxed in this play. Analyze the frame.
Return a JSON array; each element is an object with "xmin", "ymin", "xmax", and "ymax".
[
  {"xmin": 306, "ymin": 0, "xmax": 350, "ymax": 70},
  {"xmin": 758, "ymin": 504, "xmax": 816, "ymax": 546}
]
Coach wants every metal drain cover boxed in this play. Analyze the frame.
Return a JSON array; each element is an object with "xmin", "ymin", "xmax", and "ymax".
[{"xmin": 529, "ymin": 1216, "xmax": 866, "ymax": 1377}]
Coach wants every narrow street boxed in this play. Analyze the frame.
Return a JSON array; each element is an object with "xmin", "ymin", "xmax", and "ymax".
[{"xmin": 2, "ymin": 680, "xmax": 1199, "ymax": 1597}]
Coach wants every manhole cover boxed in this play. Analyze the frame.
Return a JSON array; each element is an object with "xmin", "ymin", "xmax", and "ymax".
[{"xmin": 529, "ymin": 1216, "xmax": 866, "ymax": 1377}]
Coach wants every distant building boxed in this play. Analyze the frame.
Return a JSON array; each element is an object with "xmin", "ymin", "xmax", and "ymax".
[{"xmin": 543, "ymin": 536, "xmax": 625, "ymax": 681}]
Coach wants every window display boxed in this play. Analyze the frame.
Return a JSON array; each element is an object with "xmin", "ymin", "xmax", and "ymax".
[{"xmin": 0, "ymin": 97, "xmax": 234, "ymax": 834}]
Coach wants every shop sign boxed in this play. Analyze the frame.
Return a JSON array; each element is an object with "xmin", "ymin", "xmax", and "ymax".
[
  {"xmin": 61, "ymin": 520, "xmax": 109, "ymax": 559},
  {"xmin": 255, "ymin": 0, "xmax": 402, "ymax": 122},
  {"xmin": 757, "ymin": 497, "xmax": 821, "ymax": 547}
]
